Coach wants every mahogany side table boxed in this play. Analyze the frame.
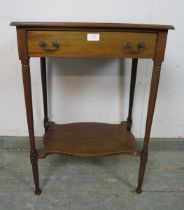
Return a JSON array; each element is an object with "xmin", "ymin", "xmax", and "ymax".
[{"xmin": 10, "ymin": 22, "xmax": 174, "ymax": 195}]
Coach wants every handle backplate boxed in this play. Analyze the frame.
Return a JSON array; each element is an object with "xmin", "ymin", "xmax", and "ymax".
[
  {"xmin": 39, "ymin": 40, "xmax": 60, "ymax": 51},
  {"xmin": 124, "ymin": 41, "xmax": 145, "ymax": 53}
]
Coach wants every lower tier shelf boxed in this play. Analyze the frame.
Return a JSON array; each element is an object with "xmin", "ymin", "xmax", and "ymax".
[{"xmin": 37, "ymin": 122, "xmax": 140, "ymax": 158}]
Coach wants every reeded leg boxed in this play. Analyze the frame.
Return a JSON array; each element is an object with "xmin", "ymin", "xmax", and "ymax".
[
  {"xmin": 136, "ymin": 61, "xmax": 162, "ymax": 194},
  {"xmin": 40, "ymin": 57, "xmax": 49, "ymax": 132},
  {"xmin": 21, "ymin": 59, "xmax": 41, "ymax": 195},
  {"xmin": 127, "ymin": 58, "xmax": 138, "ymax": 131}
]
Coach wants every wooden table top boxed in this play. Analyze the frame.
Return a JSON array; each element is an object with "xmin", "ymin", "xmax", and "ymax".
[{"xmin": 10, "ymin": 22, "xmax": 174, "ymax": 30}]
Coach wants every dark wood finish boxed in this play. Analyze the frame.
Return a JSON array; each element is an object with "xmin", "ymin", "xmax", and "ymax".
[
  {"xmin": 40, "ymin": 57, "xmax": 48, "ymax": 131},
  {"xmin": 16, "ymin": 29, "xmax": 28, "ymax": 60},
  {"xmin": 27, "ymin": 31, "xmax": 157, "ymax": 58},
  {"xmin": 136, "ymin": 31, "xmax": 167, "ymax": 194},
  {"xmin": 136, "ymin": 62, "xmax": 162, "ymax": 194},
  {"xmin": 21, "ymin": 59, "xmax": 41, "ymax": 195},
  {"xmin": 17, "ymin": 27, "xmax": 41, "ymax": 195},
  {"xmin": 11, "ymin": 22, "xmax": 174, "ymax": 195},
  {"xmin": 127, "ymin": 58, "xmax": 138, "ymax": 131},
  {"xmin": 10, "ymin": 22, "xmax": 174, "ymax": 30},
  {"xmin": 154, "ymin": 32, "xmax": 168, "ymax": 63},
  {"xmin": 38, "ymin": 122, "xmax": 140, "ymax": 158}
]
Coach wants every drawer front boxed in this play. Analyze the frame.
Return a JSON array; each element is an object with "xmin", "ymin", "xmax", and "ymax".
[{"xmin": 27, "ymin": 31, "xmax": 157, "ymax": 58}]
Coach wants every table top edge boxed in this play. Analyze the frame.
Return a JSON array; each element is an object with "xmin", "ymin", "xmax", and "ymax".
[{"xmin": 10, "ymin": 22, "xmax": 175, "ymax": 30}]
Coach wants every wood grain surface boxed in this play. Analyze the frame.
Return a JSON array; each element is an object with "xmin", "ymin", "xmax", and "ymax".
[
  {"xmin": 38, "ymin": 122, "xmax": 140, "ymax": 158},
  {"xmin": 10, "ymin": 21, "xmax": 175, "ymax": 30},
  {"xmin": 27, "ymin": 31, "xmax": 157, "ymax": 58}
]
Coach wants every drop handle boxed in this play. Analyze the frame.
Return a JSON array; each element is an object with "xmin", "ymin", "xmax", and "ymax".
[
  {"xmin": 124, "ymin": 41, "xmax": 145, "ymax": 53},
  {"xmin": 39, "ymin": 40, "xmax": 60, "ymax": 51}
]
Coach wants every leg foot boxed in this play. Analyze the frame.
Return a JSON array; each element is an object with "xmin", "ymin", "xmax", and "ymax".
[
  {"xmin": 35, "ymin": 188, "xmax": 42, "ymax": 195},
  {"xmin": 30, "ymin": 151, "xmax": 41, "ymax": 195},
  {"xmin": 136, "ymin": 187, "xmax": 142, "ymax": 194},
  {"xmin": 136, "ymin": 152, "xmax": 147, "ymax": 194}
]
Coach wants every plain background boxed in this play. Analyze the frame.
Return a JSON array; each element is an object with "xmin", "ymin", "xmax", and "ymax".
[{"xmin": 0, "ymin": 0, "xmax": 183, "ymax": 138}]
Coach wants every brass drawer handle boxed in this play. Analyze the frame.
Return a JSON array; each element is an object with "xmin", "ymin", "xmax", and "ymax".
[
  {"xmin": 39, "ymin": 40, "xmax": 60, "ymax": 51},
  {"xmin": 124, "ymin": 41, "xmax": 145, "ymax": 53}
]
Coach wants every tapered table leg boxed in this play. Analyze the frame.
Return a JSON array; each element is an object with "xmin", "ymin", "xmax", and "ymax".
[
  {"xmin": 40, "ymin": 57, "xmax": 48, "ymax": 132},
  {"xmin": 136, "ymin": 61, "xmax": 162, "ymax": 194},
  {"xmin": 21, "ymin": 59, "xmax": 41, "ymax": 195},
  {"xmin": 127, "ymin": 58, "xmax": 138, "ymax": 131}
]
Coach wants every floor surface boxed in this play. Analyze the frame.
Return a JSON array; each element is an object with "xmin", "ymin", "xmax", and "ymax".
[{"xmin": 0, "ymin": 139, "xmax": 184, "ymax": 210}]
